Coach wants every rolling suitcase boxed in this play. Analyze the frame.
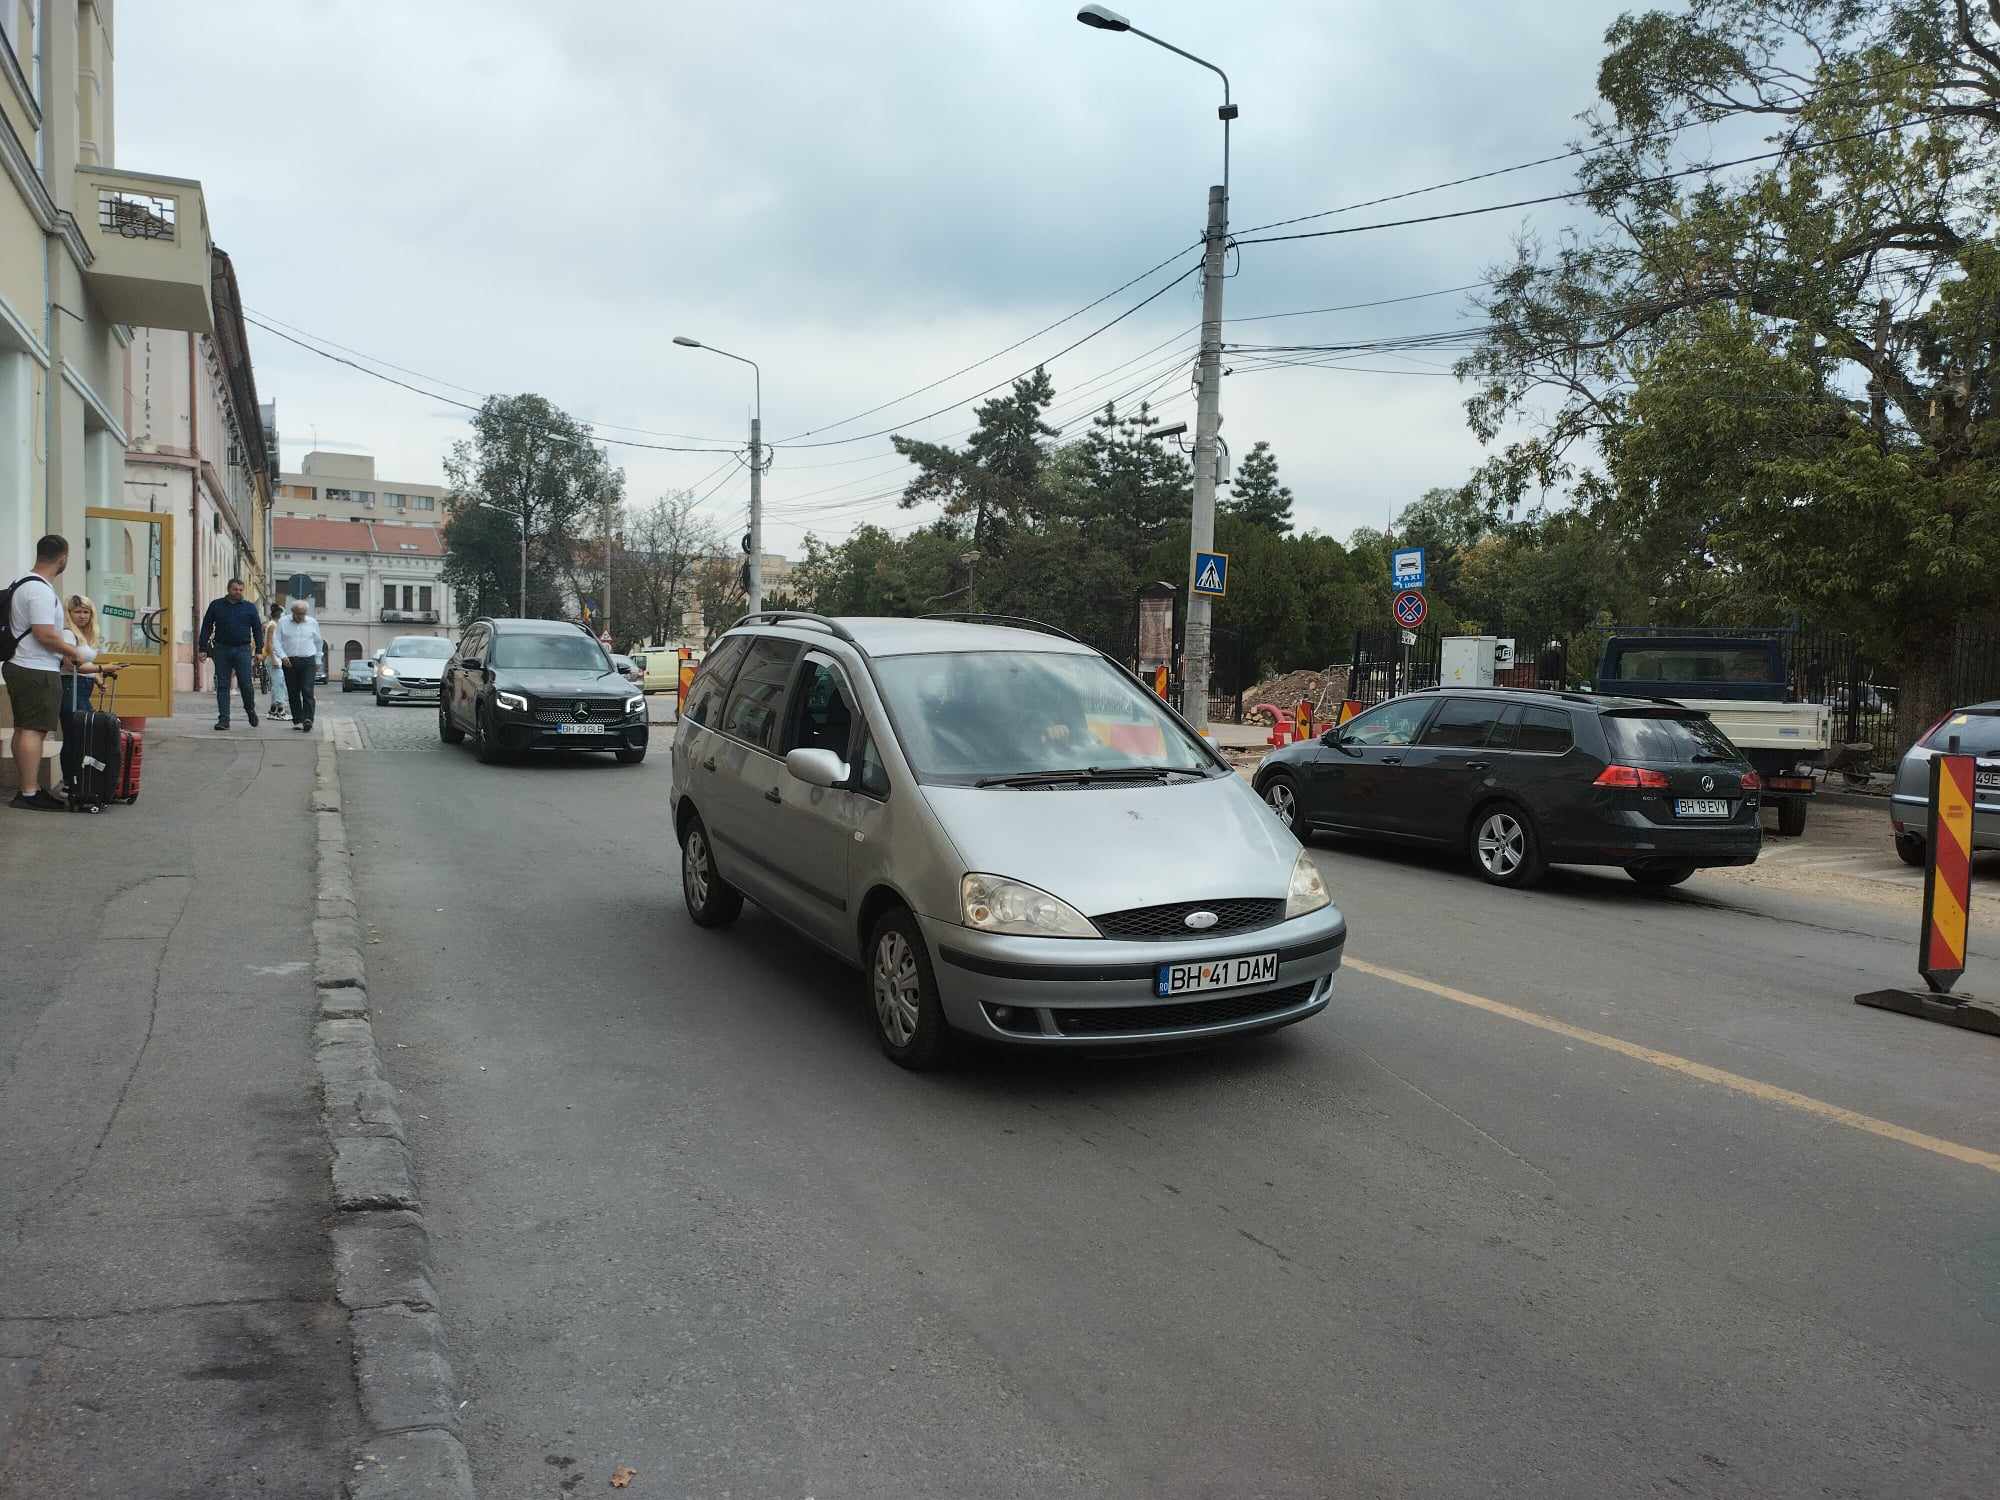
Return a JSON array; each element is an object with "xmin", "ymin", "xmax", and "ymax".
[
  {"xmin": 60, "ymin": 681, "xmax": 123, "ymax": 814},
  {"xmin": 108, "ymin": 676, "xmax": 142, "ymax": 804}
]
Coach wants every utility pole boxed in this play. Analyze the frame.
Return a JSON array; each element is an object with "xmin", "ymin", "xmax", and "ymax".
[
  {"xmin": 518, "ymin": 513, "xmax": 527, "ymax": 618},
  {"xmin": 748, "ymin": 413, "xmax": 764, "ymax": 614},
  {"xmin": 603, "ymin": 491, "xmax": 614, "ymax": 640},
  {"xmin": 1184, "ymin": 182, "xmax": 1227, "ymax": 735}
]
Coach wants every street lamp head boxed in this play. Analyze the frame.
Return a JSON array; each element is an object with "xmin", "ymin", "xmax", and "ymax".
[
  {"xmin": 671, "ymin": 335, "xmax": 702, "ymax": 348},
  {"xmin": 1076, "ymin": 4, "xmax": 1131, "ymax": 32}
]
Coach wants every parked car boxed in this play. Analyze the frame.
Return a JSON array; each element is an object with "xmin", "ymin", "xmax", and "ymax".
[
  {"xmin": 439, "ymin": 618, "xmax": 647, "ymax": 765},
  {"xmin": 342, "ymin": 655, "xmax": 377, "ymax": 693},
  {"xmin": 1594, "ymin": 631, "xmax": 1828, "ymax": 835},
  {"xmin": 1255, "ymin": 686, "xmax": 1763, "ymax": 889},
  {"xmin": 374, "ymin": 635, "xmax": 454, "ymax": 706},
  {"xmin": 670, "ymin": 611, "xmax": 1345, "ymax": 1068},
  {"xmin": 1889, "ymin": 700, "xmax": 2000, "ymax": 866},
  {"xmin": 636, "ymin": 641, "xmax": 697, "ymax": 694}
]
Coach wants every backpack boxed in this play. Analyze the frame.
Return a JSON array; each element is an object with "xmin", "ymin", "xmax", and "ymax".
[{"xmin": 0, "ymin": 574, "xmax": 56, "ymax": 664}]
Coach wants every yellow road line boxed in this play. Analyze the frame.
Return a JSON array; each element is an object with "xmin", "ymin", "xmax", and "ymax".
[{"xmin": 1344, "ymin": 957, "xmax": 2000, "ymax": 1176}]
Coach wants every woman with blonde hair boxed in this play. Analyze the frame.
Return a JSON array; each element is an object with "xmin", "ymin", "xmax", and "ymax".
[{"xmin": 55, "ymin": 594, "xmax": 121, "ymax": 807}]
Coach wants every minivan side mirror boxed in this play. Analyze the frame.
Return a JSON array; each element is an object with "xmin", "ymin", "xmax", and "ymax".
[{"xmin": 786, "ymin": 747, "xmax": 849, "ymax": 788}]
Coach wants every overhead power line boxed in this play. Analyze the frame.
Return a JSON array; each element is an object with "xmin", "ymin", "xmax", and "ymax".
[
  {"xmin": 1233, "ymin": 115, "xmax": 1953, "ymax": 248},
  {"xmin": 243, "ymin": 315, "xmax": 745, "ymax": 456}
]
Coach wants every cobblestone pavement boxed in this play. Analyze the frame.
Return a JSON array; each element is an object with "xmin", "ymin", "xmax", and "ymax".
[{"xmin": 323, "ymin": 689, "xmax": 677, "ymax": 753}]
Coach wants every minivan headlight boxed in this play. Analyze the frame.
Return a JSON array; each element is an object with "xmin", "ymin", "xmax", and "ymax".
[
  {"xmin": 1285, "ymin": 850, "xmax": 1331, "ymax": 919},
  {"xmin": 960, "ymin": 874, "xmax": 1099, "ymax": 938},
  {"xmin": 495, "ymin": 690, "xmax": 528, "ymax": 712}
]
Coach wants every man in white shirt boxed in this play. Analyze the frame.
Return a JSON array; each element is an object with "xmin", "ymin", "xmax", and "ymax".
[
  {"xmin": 274, "ymin": 598, "xmax": 326, "ymax": 733},
  {"xmin": 5, "ymin": 535, "xmax": 96, "ymax": 810}
]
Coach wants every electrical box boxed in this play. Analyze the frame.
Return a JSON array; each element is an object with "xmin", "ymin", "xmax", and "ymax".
[{"xmin": 1442, "ymin": 635, "xmax": 1499, "ymax": 687}]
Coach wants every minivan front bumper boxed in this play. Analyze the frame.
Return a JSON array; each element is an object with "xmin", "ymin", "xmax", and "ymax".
[{"xmin": 922, "ymin": 906, "xmax": 1346, "ymax": 1046}]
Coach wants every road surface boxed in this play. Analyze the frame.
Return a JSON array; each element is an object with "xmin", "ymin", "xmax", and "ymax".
[{"xmin": 332, "ymin": 694, "xmax": 2000, "ymax": 1499}]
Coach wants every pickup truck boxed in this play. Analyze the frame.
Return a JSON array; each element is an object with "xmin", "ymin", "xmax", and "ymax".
[{"xmin": 1594, "ymin": 634, "xmax": 1831, "ymax": 835}]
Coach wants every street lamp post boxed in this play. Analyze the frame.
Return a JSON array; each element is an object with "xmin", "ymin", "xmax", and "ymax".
[
  {"xmin": 673, "ymin": 335, "xmax": 765, "ymax": 614},
  {"xmin": 1077, "ymin": 3, "xmax": 1234, "ymax": 736},
  {"xmin": 471, "ymin": 500, "xmax": 527, "ymax": 617}
]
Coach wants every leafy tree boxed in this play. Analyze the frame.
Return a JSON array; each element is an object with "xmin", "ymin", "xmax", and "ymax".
[
  {"xmin": 1459, "ymin": 0, "xmax": 1999, "ymax": 724},
  {"xmin": 612, "ymin": 491, "xmax": 718, "ymax": 646},
  {"xmin": 441, "ymin": 394, "xmax": 624, "ymax": 622},
  {"xmin": 1222, "ymin": 440, "xmax": 1296, "ymax": 534}
]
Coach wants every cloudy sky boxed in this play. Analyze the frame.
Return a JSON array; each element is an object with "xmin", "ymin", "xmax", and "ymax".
[{"xmin": 119, "ymin": 0, "xmax": 1646, "ymax": 556}]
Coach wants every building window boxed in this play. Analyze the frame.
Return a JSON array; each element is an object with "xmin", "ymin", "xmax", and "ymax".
[
  {"xmin": 98, "ymin": 188, "xmax": 176, "ymax": 242},
  {"xmin": 344, "ymin": 581, "xmax": 361, "ymax": 611},
  {"xmin": 401, "ymin": 584, "xmax": 415, "ymax": 612},
  {"xmin": 309, "ymin": 577, "xmax": 327, "ymax": 608},
  {"xmin": 382, "ymin": 583, "xmax": 395, "ymax": 611},
  {"xmin": 419, "ymin": 585, "xmax": 433, "ymax": 613},
  {"xmin": 2, "ymin": 2, "xmax": 40, "ymax": 103},
  {"xmin": 385, "ymin": 492, "xmax": 408, "ymax": 509},
  {"xmin": 326, "ymin": 488, "xmax": 375, "ymax": 506},
  {"xmin": 415, "ymin": 495, "xmax": 436, "ymax": 511},
  {"xmin": 344, "ymin": 640, "xmax": 364, "ymax": 663},
  {"xmin": 279, "ymin": 482, "xmax": 314, "ymax": 499}
]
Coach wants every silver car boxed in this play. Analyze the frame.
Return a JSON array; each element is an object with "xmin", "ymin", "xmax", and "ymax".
[
  {"xmin": 1889, "ymin": 700, "xmax": 2000, "ymax": 865},
  {"xmin": 374, "ymin": 634, "xmax": 453, "ymax": 706},
  {"xmin": 670, "ymin": 612, "xmax": 1346, "ymax": 1068}
]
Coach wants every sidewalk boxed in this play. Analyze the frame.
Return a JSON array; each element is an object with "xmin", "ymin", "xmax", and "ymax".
[{"xmin": 0, "ymin": 695, "xmax": 360, "ymax": 1496}]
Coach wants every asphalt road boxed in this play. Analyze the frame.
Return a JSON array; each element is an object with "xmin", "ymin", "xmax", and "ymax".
[{"xmin": 333, "ymin": 695, "xmax": 2000, "ymax": 1499}]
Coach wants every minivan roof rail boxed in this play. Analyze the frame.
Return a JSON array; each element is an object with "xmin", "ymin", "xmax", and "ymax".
[
  {"xmin": 920, "ymin": 612, "xmax": 1085, "ymax": 644},
  {"xmin": 731, "ymin": 610, "xmax": 861, "ymax": 646}
]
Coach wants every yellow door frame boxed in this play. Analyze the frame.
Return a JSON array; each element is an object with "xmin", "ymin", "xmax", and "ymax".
[{"xmin": 83, "ymin": 507, "xmax": 176, "ymax": 719}]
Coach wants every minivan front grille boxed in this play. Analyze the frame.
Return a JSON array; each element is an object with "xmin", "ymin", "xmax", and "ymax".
[
  {"xmin": 1092, "ymin": 897, "xmax": 1285, "ymax": 941},
  {"xmin": 1050, "ymin": 980, "xmax": 1319, "ymax": 1036}
]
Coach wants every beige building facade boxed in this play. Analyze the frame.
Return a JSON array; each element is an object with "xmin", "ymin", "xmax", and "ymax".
[
  {"xmin": 3, "ymin": 0, "xmax": 221, "ymax": 723},
  {"xmin": 274, "ymin": 450, "xmax": 448, "ymax": 527}
]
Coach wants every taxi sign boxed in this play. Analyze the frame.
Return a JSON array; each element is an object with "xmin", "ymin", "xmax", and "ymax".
[{"xmin": 1391, "ymin": 547, "xmax": 1427, "ymax": 589}]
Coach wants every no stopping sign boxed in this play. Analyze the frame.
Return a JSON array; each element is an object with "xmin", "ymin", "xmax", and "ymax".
[{"xmin": 1392, "ymin": 590, "xmax": 1428, "ymax": 629}]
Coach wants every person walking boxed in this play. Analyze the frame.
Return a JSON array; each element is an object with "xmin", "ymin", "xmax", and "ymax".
[
  {"xmin": 262, "ymin": 601, "xmax": 289, "ymax": 720},
  {"xmin": 55, "ymin": 594, "xmax": 122, "ymax": 804},
  {"xmin": 4, "ymin": 535, "xmax": 98, "ymax": 811},
  {"xmin": 198, "ymin": 578, "xmax": 264, "ymax": 731},
  {"xmin": 274, "ymin": 597, "xmax": 325, "ymax": 733}
]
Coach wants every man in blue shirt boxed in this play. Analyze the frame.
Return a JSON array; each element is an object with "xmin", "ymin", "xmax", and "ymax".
[{"xmin": 197, "ymin": 578, "xmax": 265, "ymax": 731}]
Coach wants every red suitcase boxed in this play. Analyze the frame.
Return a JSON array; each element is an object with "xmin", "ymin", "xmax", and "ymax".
[{"xmin": 101, "ymin": 677, "xmax": 143, "ymax": 805}]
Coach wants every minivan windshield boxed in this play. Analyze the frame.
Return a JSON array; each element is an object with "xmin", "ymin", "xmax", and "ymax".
[
  {"xmin": 872, "ymin": 651, "xmax": 1212, "ymax": 784},
  {"xmin": 387, "ymin": 637, "xmax": 452, "ymax": 659},
  {"xmin": 492, "ymin": 633, "xmax": 610, "ymax": 671},
  {"xmin": 1606, "ymin": 713, "xmax": 1745, "ymax": 763}
]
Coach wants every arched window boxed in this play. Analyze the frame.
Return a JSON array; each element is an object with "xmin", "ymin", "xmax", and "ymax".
[{"xmin": 343, "ymin": 639, "xmax": 364, "ymax": 663}]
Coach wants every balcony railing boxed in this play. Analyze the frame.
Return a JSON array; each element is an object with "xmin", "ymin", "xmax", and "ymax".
[
  {"xmin": 75, "ymin": 166, "xmax": 213, "ymax": 333},
  {"xmin": 381, "ymin": 608, "xmax": 440, "ymax": 624}
]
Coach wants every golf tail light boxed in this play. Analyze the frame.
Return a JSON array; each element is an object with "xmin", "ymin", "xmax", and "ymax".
[
  {"xmin": 1740, "ymin": 770, "xmax": 1763, "ymax": 791},
  {"xmin": 1594, "ymin": 764, "xmax": 1670, "ymax": 789}
]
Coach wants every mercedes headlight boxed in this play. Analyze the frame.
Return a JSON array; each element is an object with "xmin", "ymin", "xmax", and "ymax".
[
  {"xmin": 495, "ymin": 690, "xmax": 528, "ymax": 712},
  {"xmin": 625, "ymin": 695, "xmax": 645, "ymax": 715},
  {"xmin": 1285, "ymin": 850, "xmax": 1331, "ymax": 919},
  {"xmin": 960, "ymin": 874, "xmax": 1099, "ymax": 938}
]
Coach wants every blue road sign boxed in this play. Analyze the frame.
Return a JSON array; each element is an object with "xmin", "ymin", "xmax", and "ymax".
[
  {"xmin": 1391, "ymin": 546, "xmax": 1427, "ymax": 589},
  {"xmin": 1193, "ymin": 550, "xmax": 1229, "ymax": 597}
]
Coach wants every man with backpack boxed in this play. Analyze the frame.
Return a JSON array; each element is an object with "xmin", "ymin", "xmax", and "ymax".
[{"xmin": 4, "ymin": 535, "xmax": 98, "ymax": 811}]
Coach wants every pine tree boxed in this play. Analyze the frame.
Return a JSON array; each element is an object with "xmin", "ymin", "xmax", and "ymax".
[{"xmin": 1222, "ymin": 440, "xmax": 1294, "ymax": 534}]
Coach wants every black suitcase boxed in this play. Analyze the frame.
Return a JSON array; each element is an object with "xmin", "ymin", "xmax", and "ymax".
[{"xmin": 60, "ymin": 687, "xmax": 123, "ymax": 814}]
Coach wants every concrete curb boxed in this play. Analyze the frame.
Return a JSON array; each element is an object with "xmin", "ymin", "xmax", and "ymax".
[{"xmin": 311, "ymin": 735, "xmax": 476, "ymax": 1499}]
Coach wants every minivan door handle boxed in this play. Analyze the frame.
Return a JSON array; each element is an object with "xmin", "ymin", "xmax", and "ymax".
[{"xmin": 763, "ymin": 787, "xmax": 782, "ymax": 805}]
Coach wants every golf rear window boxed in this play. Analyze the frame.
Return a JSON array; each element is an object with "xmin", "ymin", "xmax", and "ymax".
[
  {"xmin": 1921, "ymin": 713, "xmax": 2000, "ymax": 755},
  {"xmin": 1606, "ymin": 714, "xmax": 1743, "ymax": 764}
]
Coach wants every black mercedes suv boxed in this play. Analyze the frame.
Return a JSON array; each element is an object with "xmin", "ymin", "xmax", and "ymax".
[
  {"xmin": 439, "ymin": 618, "xmax": 648, "ymax": 765},
  {"xmin": 1252, "ymin": 686, "xmax": 1762, "ymax": 888}
]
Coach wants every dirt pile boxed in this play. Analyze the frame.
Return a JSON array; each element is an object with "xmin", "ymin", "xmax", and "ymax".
[{"xmin": 1236, "ymin": 667, "xmax": 1348, "ymax": 724}]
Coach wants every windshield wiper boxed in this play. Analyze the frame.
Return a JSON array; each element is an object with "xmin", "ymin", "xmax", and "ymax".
[{"xmin": 974, "ymin": 765, "xmax": 1198, "ymax": 788}]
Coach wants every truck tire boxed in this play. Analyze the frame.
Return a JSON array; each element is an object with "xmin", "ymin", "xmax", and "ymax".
[{"xmin": 1776, "ymin": 798, "xmax": 1808, "ymax": 837}]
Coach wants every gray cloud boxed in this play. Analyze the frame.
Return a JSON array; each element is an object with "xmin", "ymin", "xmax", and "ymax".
[{"xmin": 119, "ymin": 0, "xmax": 1635, "ymax": 554}]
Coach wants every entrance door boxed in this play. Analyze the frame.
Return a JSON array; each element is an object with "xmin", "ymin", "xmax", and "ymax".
[{"xmin": 83, "ymin": 508, "xmax": 175, "ymax": 718}]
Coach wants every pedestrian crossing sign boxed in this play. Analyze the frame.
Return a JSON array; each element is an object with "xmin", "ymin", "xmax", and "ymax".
[{"xmin": 1193, "ymin": 550, "xmax": 1229, "ymax": 598}]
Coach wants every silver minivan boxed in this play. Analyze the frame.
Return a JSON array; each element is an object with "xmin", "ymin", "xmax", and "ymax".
[{"xmin": 670, "ymin": 613, "xmax": 1346, "ymax": 1068}]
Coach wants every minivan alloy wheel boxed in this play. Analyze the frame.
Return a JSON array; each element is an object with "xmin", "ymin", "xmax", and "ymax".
[
  {"xmin": 873, "ymin": 930, "xmax": 921, "ymax": 1048},
  {"xmin": 1477, "ymin": 811, "xmax": 1525, "ymax": 877}
]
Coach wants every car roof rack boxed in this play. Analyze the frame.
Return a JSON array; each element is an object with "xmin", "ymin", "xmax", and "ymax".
[
  {"xmin": 731, "ymin": 610, "xmax": 862, "ymax": 647},
  {"xmin": 920, "ymin": 612, "xmax": 1085, "ymax": 644},
  {"xmin": 1432, "ymin": 683, "xmax": 1598, "ymax": 705}
]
